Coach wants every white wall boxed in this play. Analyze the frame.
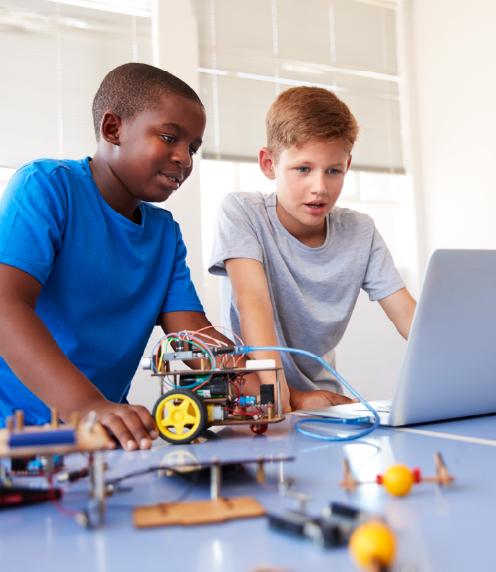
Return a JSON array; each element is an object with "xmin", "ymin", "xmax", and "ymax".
[
  {"xmin": 339, "ymin": 0, "xmax": 496, "ymax": 401},
  {"xmin": 400, "ymin": 0, "xmax": 496, "ymax": 258}
]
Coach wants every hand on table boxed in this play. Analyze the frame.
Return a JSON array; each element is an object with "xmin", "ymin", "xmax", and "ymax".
[
  {"xmin": 290, "ymin": 388, "xmax": 354, "ymax": 411},
  {"xmin": 82, "ymin": 400, "xmax": 158, "ymax": 451}
]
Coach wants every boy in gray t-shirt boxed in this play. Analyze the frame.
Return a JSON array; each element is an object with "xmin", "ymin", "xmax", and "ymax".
[{"xmin": 209, "ymin": 86, "xmax": 416, "ymax": 412}]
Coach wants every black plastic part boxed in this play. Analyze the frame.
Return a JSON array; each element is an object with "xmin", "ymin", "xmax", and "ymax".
[
  {"xmin": 179, "ymin": 374, "xmax": 228, "ymax": 396},
  {"xmin": 329, "ymin": 501, "xmax": 362, "ymax": 520},
  {"xmin": 268, "ymin": 512, "xmax": 307, "ymax": 537},
  {"xmin": 260, "ymin": 384, "xmax": 275, "ymax": 405},
  {"xmin": 0, "ymin": 486, "xmax": 62, "ymax": 508},
  {"xmin": 315, "ymin": 520, "xmax": 350, "ymax": 547},
  {"xmin": 212, "ymin": 346, "xmax": 236, "ymax": 356},
  {"xmin": 170, "ymin": 462, "xmax": 255, "ymax": 485},
  {"xmin": 11, "ymin": 457, "xmax": 32, "ymax": 472},
  {"xmin": 269, "ymin": 511, "xmax": 356, "ymax": 548},
  {"xmin": 178, "ymin": 376, "xmax": 200, "ymax": 388}
]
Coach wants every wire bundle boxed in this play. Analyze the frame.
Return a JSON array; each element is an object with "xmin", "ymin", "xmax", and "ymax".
[{"xmin": 233, "ymin": 345, "xmax": 381, "ymax": 442}]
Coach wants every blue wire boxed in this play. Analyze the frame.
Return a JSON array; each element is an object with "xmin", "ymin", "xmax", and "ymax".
[{"xmin": 234, "ymin": 345, "xmax": 381, "ymax": 442}]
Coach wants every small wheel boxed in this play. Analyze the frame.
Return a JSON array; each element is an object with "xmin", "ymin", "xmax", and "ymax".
[
  {"xmin": 153, "ymin": 389, "xmax": 207, "ymax": 444},
  {"xmin": 250, "ymin": 423, "xmax": 268, "ymax": 435}
]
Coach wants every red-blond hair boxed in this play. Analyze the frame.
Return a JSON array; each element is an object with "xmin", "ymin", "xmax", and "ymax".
[{"xmin": 266, "ymin": 86, "xmax": 358, "ymax": 159}]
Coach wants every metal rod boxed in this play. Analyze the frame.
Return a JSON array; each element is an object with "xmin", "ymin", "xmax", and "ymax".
[
  {"xmin": 276, "ymin": 369, "xmax": 282, "ymax": 416},
  {"xmin": 210, "ymin": 459, "xmax": 222, "ymax": 500},
  {"xmin": 91, "ymin": 451, "xmax": 106, "ymax": 527}
]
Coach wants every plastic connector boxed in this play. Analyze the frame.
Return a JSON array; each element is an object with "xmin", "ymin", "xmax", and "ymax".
[
  {"xmin": 140, "ymin": 357, "xmax": 152, "ymax": 370},
  {"xmin": 211, "ymin": 346, "xmax": 237, "ymax": 356},
  {"xmin": 246, "ymin": 359, "xmax": 276, "ymax": 369}
]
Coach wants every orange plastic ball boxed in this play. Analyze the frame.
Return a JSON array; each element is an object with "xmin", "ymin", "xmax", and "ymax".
[
  {"xmin": 382, "ymin": 464, "xmax": 414, "ymax": 496},
  {"xmin": 349, "ymin": 520, "xmax": 396, "ymax": 570}
]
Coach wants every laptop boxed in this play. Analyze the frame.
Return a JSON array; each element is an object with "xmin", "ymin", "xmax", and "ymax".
[{"xmin": 299, "ymin": 249, "xmax": 496, "ymax": 426}]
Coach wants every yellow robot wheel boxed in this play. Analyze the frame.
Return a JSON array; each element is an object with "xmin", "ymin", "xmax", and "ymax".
[{"xmin": 153, "ymin": 389, "xmax": 207, "ymax": 444}]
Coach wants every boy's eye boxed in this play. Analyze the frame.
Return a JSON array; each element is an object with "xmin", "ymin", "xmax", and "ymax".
[
  {"xmin": 295, "ymin": 166, "xmax": 310, "ymax": 173},
  {"xmin": 161, "ymin": 134, "xmax": 176, "ymax": 144},
  {"xmin": 328, "ymin": 168, "xmax": 343, "ymax": 175},
  {"xmin": 189, "ymin": 146, "xmax": 199, "ymax": 156}
]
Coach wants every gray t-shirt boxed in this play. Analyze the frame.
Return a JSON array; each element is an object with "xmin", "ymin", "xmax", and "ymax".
[{"xmin": 209, "ymin": 192, "xmax": 404, "ymax": 391}]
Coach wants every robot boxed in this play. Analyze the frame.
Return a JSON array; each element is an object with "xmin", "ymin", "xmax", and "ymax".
[{"xmin": 142, "ymin": 331, "xmax": 285, "ymax": 444}]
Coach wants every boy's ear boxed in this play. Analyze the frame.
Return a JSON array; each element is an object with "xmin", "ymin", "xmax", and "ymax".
[
  {"xmin": 100, "ymin": 112, "xmax": 122, "ymax": 146},
  {"xmin": 259, "ymin": 147, "xmax": 276, "ymax": 180}
]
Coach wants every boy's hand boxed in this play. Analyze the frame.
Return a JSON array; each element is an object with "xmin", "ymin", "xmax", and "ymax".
[
  {"xmin": 290, "ymin": 388, "xmax": 353, "ymax": 411},
  {"xmin": 83, "ymin": 400, "xmax": 158, "ymax": 451}
]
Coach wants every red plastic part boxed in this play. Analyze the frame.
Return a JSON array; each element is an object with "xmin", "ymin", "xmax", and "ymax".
[{"xmin": 250, "ymin": 423, "xmax": 268, "ymax": 435}]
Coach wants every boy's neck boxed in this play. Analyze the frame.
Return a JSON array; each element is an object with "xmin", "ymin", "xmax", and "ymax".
[
  {"xmin": 89, "ymin": 154, "xmax": 141, "ymax": 223},
  {"xmin": 275, "ymin": 201, "xmax": 327, "ymax": 248}
]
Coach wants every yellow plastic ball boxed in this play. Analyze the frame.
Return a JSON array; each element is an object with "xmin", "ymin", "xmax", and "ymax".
[
  {"xmin": 349, "ymin": 520, "xmax": 396, "ymax": 570},
  {"xmin": 382, "ymin": 464, "xmax": 414, "ymax": 496}
]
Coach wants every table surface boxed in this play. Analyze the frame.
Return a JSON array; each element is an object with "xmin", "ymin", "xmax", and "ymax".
[{"xmin": 1, "ymin": 413, "xmax": 495, "ymax": 572}]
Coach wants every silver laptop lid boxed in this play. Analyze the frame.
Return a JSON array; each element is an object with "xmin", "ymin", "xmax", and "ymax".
[{"xmin": 390, "ymin": 249, "xmax": 496, "ymax": 426}]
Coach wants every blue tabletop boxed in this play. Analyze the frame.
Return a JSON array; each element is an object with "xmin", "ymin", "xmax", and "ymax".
[{"xmin": 1, "ymin": 414, "xmax": 495, "ymax": 571}]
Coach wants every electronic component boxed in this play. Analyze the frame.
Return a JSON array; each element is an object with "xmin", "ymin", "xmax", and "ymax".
[
  {"xmin": 0, "ymin": 485, "xmax": 62, "ymax": 508},
  {"xmin": 0, "ymin": 409, "xmax": 112, "ymax": 527},
  {"xmin": 206, "ymin": 404, "xmax": 224, "ymax": 422},
  {"xmin": 268, "ymin": 501, "xmax": 369, "ymax": 549},
  {"xmin": 195, "ymin": 374, "xmax": 228, "ymax": 396},
  {"xmin": 260, "ymin": 384, "xmax": 275, "ymax": 405},
  {"xmin": 238, "ymin": 396, "xmax": 257, "ymax": 407},
  {"xmin": 9, "ymin": 454, "xmax": 64, "ymax": 476}
]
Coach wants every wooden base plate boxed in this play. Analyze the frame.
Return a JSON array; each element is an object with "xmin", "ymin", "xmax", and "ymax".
[{"xmin": 133, "ymin": 496, "xmax": 265, "ymax": 528}]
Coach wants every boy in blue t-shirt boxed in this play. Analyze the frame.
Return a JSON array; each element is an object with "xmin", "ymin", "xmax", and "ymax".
[{"xmin": 0, "ymin": 63, "xmax": 231, "ymax": 450}]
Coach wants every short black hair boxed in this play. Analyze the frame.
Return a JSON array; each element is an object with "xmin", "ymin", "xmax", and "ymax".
[{"xmin": 92, "ymin": 62, "xmax": 203, "ymax": 140}]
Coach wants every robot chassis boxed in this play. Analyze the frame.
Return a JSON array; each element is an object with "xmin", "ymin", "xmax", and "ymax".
[{"xmin": 142, "ymin": 337, "xmax": 285, "ymax": 444}]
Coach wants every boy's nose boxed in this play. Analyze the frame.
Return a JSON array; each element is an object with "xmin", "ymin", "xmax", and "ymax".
[
  {"xmin": 310, "ymin": 171, "xmax": 327, "ymax": 192},
  {"xmin": 171, "ymin": 144, "xmax": 192, "ymax": 169}
]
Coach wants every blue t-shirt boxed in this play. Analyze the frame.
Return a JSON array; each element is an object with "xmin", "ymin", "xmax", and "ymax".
[{"xmin": 0, "ymin": 157, "xmax": 203, "ymax": 425}]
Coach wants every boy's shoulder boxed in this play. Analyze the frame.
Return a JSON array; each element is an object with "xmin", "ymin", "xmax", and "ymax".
[
  {"xmin": 17, "ymin": 157, "xmax": 86, "ymax": 179},
  {"xmin": 221, "ymin": 191, "xmax": 274, "ymax": 217},
  {"xmin": 331, "ymin": 206, "xmax": 374, "ymax": 230},
  {"xmin": 222, "ymin": 191, "xmax": 270, "ymax": 206},
  {"xmin": 5, "ymin": 158, "xmax": 90, "ymax": 206}
]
